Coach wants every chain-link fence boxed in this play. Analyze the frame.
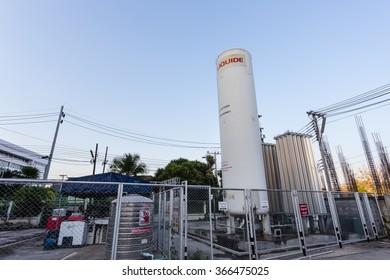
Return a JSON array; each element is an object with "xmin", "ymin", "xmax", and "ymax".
[{"xmin": 0, "ymin": 178, "xmax": 388, "ymax": 260}]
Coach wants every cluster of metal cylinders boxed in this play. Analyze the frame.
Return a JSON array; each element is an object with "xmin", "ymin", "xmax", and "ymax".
[
  {"xmin": 263, "ymin": 132, "xmax": 327, "ymax": 214},
  {"xmin": 262, "ymin": 143, "xmax": 283, "ymax": 213}
]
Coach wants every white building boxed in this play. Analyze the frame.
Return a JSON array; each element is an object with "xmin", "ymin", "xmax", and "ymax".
[{"xmin": 0, "ymin": 139, "xmax": 48, "ymax": 179}]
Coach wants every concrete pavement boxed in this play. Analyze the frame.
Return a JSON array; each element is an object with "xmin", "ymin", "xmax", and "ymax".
[
  {"xmin": 303, "ymin": 239, "xmax": 390, "ymax": 260},
  {"xmin": 0, "ymin": 228, "xmax": 389, "ymax": 260}
]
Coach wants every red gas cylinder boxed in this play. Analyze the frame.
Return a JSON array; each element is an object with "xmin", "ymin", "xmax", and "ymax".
[{"xmin": 46, "ymin": 216, "xmax": 67, "ymax": 231}]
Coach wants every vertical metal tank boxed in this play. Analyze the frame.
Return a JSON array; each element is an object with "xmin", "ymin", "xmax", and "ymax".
[
  {"xmin": 274, "ymin": 132, "xmax": 326, "ymax": 214},
  {"xmin": 262, "ymin": 143, "xmax": 283, "ymax": 213},
  {"xmin": 105, "ymin": 195, "xmax": 154, "ymax": 260},
  {"xmin": 216, "ymin": 48, "xmax": 269, "ymax": 215}
]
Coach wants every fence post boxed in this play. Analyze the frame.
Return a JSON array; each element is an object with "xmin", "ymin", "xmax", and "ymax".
[
  {"xmin": 168, "ymin": 189, "xmax": 173, "ymax": 259},
  {"xmin": 208, "ymin": 186, "xmax": 214, "ymax": 260},
  {"xmin": 374, "ymin": 195, "xmax": 388, "ymax": 237},
  {"xmin": 362, "ymin": 193, "xmax": 379, "ymax": 240},
  {"xmin": 327, "ymin": 191, "xmax": 343, "ymax": 248},
  {"xmin": 291, "ymin": 190, "xmax": 307, "ymax": 256},
  {"xmin": 179, "ymin": 187, "xmax": 184, "ymax": 260},
  {"xmin": 162, "ymin": 191, "xmax": 167, "ymax": 256},
  {"xmin": 6, "ymin": 201, "xmax": 13, "ymax": 222},
  {"xmin": 182, "ymin": 181, "xmax": 188, "ymax": 260},
  {"xmin": 111, "ymin": 182, "xmax": 124, "ymax": 260},
  {"xmin": 354, "ymin": 192, "xmax": 370, "ymax": 241},
  {"xmin": 157, "ymin": 190, "xmax": 162, "ymax": 252}
]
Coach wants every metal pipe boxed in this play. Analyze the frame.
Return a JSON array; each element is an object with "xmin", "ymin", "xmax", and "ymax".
[
  {"xmin": 179, "ymin": 187, "xmax": 184, "ymax": 260},
  {"xmin": 157, "ymin": 191, "xmax": 162, "ymax": 252},
  {"xmin": 111, "ymin": 183, "xmax": 124, "ymax": 260},
  {"xmin": 208, "ymin": 186, "xmax": 214, "ymax": 260},
  {"xmin": 183, "ymin": 181, "xmax": 188, "ymax": 260},
  {"xmin": 142, "ymin": 252, "xmax": 154, "ymax": 260},
  {"xmin": 244, "ymin": 189, "xmax": 252, "ymax": 260},
  {"xmin": 162, "ymin": 191, "xmax": 167, "ymax": 256},
  {"xmin": 168, "ymin": 189, "xmax": 173, "ymax": 260}
]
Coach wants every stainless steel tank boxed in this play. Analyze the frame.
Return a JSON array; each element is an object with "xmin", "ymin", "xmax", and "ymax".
[{"xmin": 105, "ymin": 195, "xmax": 154, "ymax": 259}]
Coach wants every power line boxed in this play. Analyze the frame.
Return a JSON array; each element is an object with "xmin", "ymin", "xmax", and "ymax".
[
  {"xmin": 327, "ymin": 96, "xmax": 390, "ymax": 117},
  {"xmin": 0, "ymin": 120, "xmax": 56, "ymax": 125},
  {"xmin": 0, "ymin": 112, "xmax": 57, "ymax": 119},
  {"xmin": 327, "ymin": 101, "xmax": 390, "ymax": 124},
  {"xmin": 302, "ymin": 83, "xmax": 390, "ymax": 143},
  {"xmin": 65, "ymin": 118, "xmax": 219, "ymax": 149},
  {"xmin": 315, "ymin": 83, "xmax": 390, "ymax": 112},
  {"xmin": 65, "ymin": 112, "xmax": 219, "ymax": 147},
  {"xmin": 0, "ymin": 108, "xmax": 212, "ymax": 177},
  {"xmin": 0, "ymin": 107, "xmax": 220, "ymax": 149}
]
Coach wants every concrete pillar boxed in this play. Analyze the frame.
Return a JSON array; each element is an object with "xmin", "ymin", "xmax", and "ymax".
[
  {"xmin": 262, "ymin": 214, "xmax": 272, "ymax": 236},
  {"xmin": 318, "ymin": 215, "xmax": 327, "ymax": 234},
  {"xmin": 227, "ymin": 215, "xmax": 235, "ymax": 234}
]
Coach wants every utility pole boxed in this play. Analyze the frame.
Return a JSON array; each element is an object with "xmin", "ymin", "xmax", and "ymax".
[
  {"xmin": 43, "ymin": 106, "xmax": 65, "ymax": 180},
  {"xmin": 307, "ymin": 111, "xmax": 333, "ymax": 191},
  {"xmin": 90, "ymin": 143, "xmax": 98, "ymax": 175},
  {"xmin": 102, "ymin": 146, "xmax": 108, "ymax": 173}
]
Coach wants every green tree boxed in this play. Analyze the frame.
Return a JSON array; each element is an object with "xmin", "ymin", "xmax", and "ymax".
[
  {"xmin": 0, "ymin": 167, "xmax": 40, "ymax": 198},
  {"xmin": 154, "ymin": 158, "xmax": 216, "ymax": 210},
  {"xmin": 13, "ymin": 186, "xmax": 56, "ymax": 217},
  {"xmin": 154, "ymin": 158, "xmax": 215, "ymax": 185},
  {"xmin": 1, "ymin": 166, "xmax": 40, "ymax": 179},
  {"xmin": 204, "ymin": 154, "xmax": 218, "ymax": 187},
  {"xmin": 20, "ymin": 166, "xmax": 40, "ymax": 179},
  {"xmin": 1, "ymin": 169, "xmax": 22, "ymax": 179},
  {"xmin": 110, "ymin": 153, "xmax": 147, "ymax": 177}
]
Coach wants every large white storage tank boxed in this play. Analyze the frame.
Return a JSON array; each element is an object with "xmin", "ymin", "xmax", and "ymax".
[{"xmin": 216, "ymin": 48, "xmax": 268, "ymax": 215}]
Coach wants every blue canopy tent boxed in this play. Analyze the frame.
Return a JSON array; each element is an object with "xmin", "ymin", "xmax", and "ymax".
[{"xmin": 60, "ymin": 172, "xmax": 152, "ymax": 198}]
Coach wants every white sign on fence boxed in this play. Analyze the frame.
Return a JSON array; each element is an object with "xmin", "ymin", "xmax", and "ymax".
[{"xmin": 218, "ymin": 201, "xmax": 228, "ymax": 211}]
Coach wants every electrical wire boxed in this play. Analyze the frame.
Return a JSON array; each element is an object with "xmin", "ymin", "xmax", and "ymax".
[
  {"xmin": 0, "ymin": 107, "xmax": 216, "ymax": 178},
  {"xmin": 312, "ymin": 83, "xmax": 390, "ymax": 116},
  {"xmin": 0, "ymin": 120, "xmax": 56, "ymax": 125},
  {"xmin": 327, "ymin": 102, "xmax": 390, "ymax": 124},
  {"xmin": 315, "ymin": 83, "xmax": 390, "ymax": 112},
  {"xmin": 65, "ymin": 118, "xmax": 220, "ymax": 149},
  {"xmin": 0, "ymin": 112, "xmax": 58, "ymax": 119},
  {"xmin": 305, "ymin": 83, "xmax": 390, "ymax": 145},
  {"xmin": 65, "ymin": 112, "xmax": 219, "ymax": 146}
]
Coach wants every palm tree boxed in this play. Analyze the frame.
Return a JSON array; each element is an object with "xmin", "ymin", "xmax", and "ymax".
[
  {"xmin": 20, "ymin": 166, "xmax": 40, "ymax": 179},
  {"xmin": 1, "ymin": 166, "xmax": 40, "ymax": 179},
  {"xmin": 110, "ymin": 153, "xmax": 147, "ymax": 177}
]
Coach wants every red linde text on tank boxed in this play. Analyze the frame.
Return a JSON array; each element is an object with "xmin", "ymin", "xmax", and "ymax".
[{"xmin": 218, "ymin": 56, "xmax": 244, "ymax": 70}]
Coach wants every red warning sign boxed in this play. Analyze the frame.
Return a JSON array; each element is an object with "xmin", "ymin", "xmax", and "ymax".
[
  {"xmin": 139, "ymin": 209, "xmax": 150, "ymax": 226},
  {"xmin": 299, "ymin": 203, "xmax": 309, "ymax": 216}
]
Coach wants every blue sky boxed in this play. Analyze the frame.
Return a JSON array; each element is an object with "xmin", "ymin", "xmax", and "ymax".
[{"xmin": 0, "ymin": 1, "xmax": 389, "ymax": 180}]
